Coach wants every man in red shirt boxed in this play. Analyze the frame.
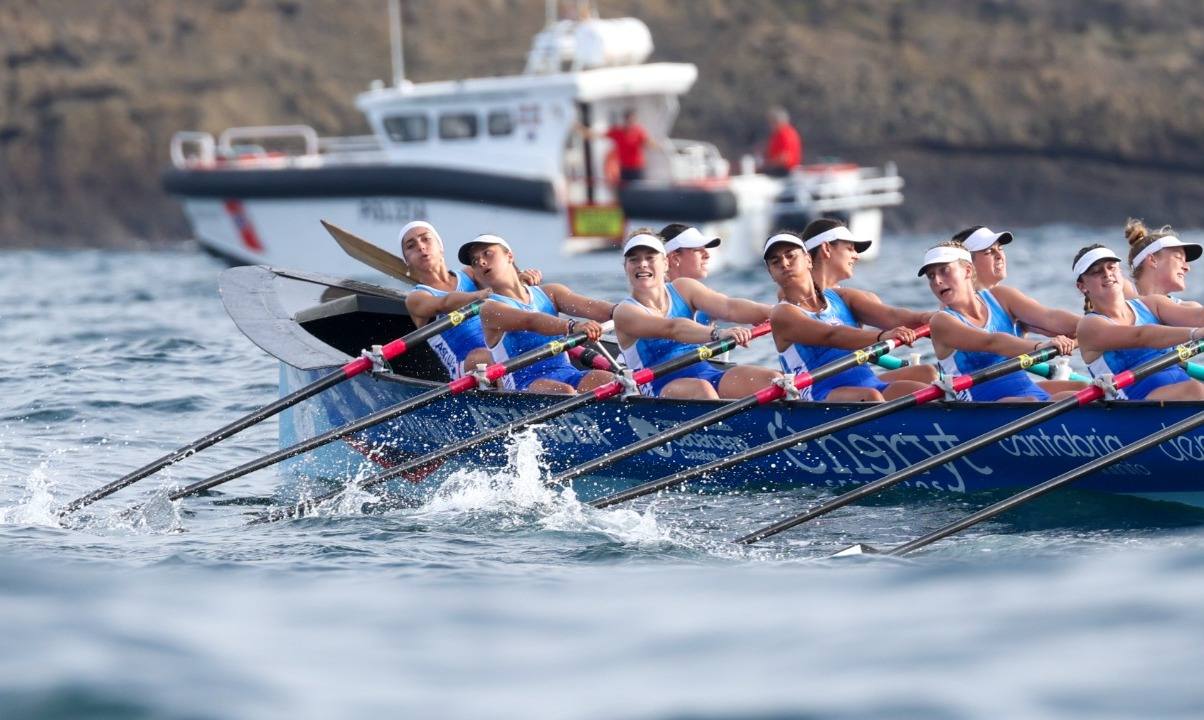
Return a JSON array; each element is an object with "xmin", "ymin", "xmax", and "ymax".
[
  {"xmin": 762, "ymin": 107, "xmax": 802, "ymax": 177},
  {"xmin": 606, "ymin": 109, "xmax": 655, "ymax": 183}
]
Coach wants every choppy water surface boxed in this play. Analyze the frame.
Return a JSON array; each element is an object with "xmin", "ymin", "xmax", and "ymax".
[{"xmin": 3, "ymin": 230, "xmax": 1204, "ymax": 719}]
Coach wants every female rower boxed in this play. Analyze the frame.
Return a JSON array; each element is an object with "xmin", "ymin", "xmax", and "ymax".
[
  {"xmin": 401, "ymin": 221, "xmax": 494, "ymax": 379},
  {"xmin": 765, "ymin": 227, "xmax": 934, "ymax": 401},
  {"xmin": 461, "ymin": 234, "xmax": 615, "ymax": 395},
  {"xmin": 1122, "ymin": 218, "xmax": 1201, "ymax": 307},
  {"xmin": 614, "ymin": 230, "xmax": 780, "ymax": 399},
  {"xmin": 1074, "ymin": 245, "xmax": 1204, "ymax": 400},
  {"xmin": 955, "ymin": 225, "xmax": 1084, "ymax": 394},
  {"xmin": 923, "ymin": 242, "xmax": 1076, "ymax": 401}
]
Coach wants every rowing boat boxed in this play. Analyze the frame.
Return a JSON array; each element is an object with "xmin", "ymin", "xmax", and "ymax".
[{"xmin": 222, "ymin": 265, "xmax": 1204, "ymax": 508}]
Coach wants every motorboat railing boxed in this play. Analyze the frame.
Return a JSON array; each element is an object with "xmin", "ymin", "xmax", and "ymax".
[{"xmin": 170, "ymin": 125, "xmax": 386, "ymax": 169}]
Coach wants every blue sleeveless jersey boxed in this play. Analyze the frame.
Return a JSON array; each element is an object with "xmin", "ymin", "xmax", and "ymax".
[
  {"xmin": 777, "ymin": 288, "xmax": 885, "ymax": 401},
  {"xmin": 487, "ymin": 285, "xmax": 577, "ymax": 391},
  {"xmin": 938, "ymin": 290, "xmax": 1047, "ymax": 401},
  {"xmin": 620, "ymin": 284, "xmax": 723, "ymax": 396},
  {"xmin": 1086, "ymin": 299, "xmax": 1187, "ymax": 400},
  {"xmin": 411, "ymin": 271, "xmax": 485, "ymax": 379}
]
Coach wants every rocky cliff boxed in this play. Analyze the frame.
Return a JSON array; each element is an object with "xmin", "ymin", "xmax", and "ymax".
[{"xmin": 3, "ymin": 0, "xmax": 1203, "ymax": 247}]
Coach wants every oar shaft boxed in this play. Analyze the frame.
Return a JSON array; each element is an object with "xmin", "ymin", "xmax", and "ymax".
[
  {"xmin": 749, "ymin": 340, "xmax": 1204, "ymax": 545},
  {"xmin": 552, "ymin": 332, "xmax": 909, "ymax": 487},
  {"xmin": 888, "ymin": 409, "xmax": 1204, "ymax": 556},
  {"xmin": 169, "ymin": 382, "xmax": 459, "ymax": 499},
  {"xmin": 168, "ymin": 325, "xmax": 600, "ymax": 501},
  {"xmin": 594, "ymin": 345, "xmax": 1051, "ymax": 510},
  {"xmin": 592, "ymin": 390, "xmax": 928, "ymax": 509},
  {"xmin": 59, "ymin": 302, "xmax": 485, "ymax": 514},
  {"xmin": 262, "ymin": 327, "xmax": 770, "ymax": 522},
  {"xmin": 735, "ymin": 390, "xmax": 1091, "ymax": 543}
]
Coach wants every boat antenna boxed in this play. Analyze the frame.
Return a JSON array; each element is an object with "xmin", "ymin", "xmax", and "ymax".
[
  {"xmin": 545, "ymin": 0, "xmax": 556, "ymax": 27},
  {"xmin": 388, "ymin": 0, "xmax": 405, "ymax": 86}
]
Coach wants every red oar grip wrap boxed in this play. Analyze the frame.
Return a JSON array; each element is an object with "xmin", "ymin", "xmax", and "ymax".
[
  {"xmin": 749, "ymin": 322, "xmax": 773, "ymax": 339},
  {"xmin": 380, "ymin": 338, "xmax": 408, "ymax": 360},
  {"xmin": 341, "ymin": 357, "xmax": 373, "ymax": 378}
]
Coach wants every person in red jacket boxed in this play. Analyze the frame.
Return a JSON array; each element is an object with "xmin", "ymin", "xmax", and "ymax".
[
  {"xmin": 579, "ymin": 109, "xmax": 659, "ymax": 184},
  {"xmin": 761, "ymin": 107, "xmax": 802, "ymax": 177}
]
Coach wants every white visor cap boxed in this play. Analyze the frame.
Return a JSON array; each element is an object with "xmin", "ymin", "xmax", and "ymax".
[
  {"xmin": 623, "ymin": 233, "xmax": 666, "ymax": 256},
  {"xmin": 664, "ymin": 226, "xmax": 721, "ymax": 253},
  {"xmin": 962, "ymin": 227, "xmax": 1014, "ymax": 252},
  {"xmin": 1131, "ymin": 235, "xmax": 1203, "ymax": 270},
  {"xmin": 918, "ymin": 246, "xmax": 973, "ymax": 277},
  {"xmin": 762, "ymin": 232, "xmax": 807, "ymax": 258},
  {"xmin": 398, "ymin": 220, "xmax": 441, "ymax": 248},
  {"xmin": 1072, "ymin": 247, "xmax": 1123, "ymax": 279},
  {"xmin": 458, "ymin": 234, "xmax": 513, "ymax": 265},
  {"xmin": 803, "ymin": 225, "xmax": 872, "ymax": 253}
]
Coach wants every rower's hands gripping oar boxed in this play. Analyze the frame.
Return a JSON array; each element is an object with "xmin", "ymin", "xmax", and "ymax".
[
  {"xmin": 155, "ymin": 322, "xmax": 612, "ymax": 506},
  {"xmin": 552, "ymin": 326, "xmax": 930, "ymax": 491},
  {"xmin": 592, "ymin": 340, "xmax": 1048, "ymax": 510},
  {"xmin": 59, "ymin": 301, "xmax": 486, "ymax": 515},
  {"xmin": 257, "ymin": 323, "xmax": 771, "ymax": 523},
  {"xmin": 884, "ymin": 408, "xmax": 1204, "ymax": 556},
  {"xmin": 749, "ymin": 339, "xmax": 1204, "ymax": 548}
]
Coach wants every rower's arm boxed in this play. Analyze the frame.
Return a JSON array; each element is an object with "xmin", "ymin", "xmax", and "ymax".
[
  {"xmin": 1148, "ymin": 293, "xmax": 1204, "ymax": 326},
  {"xmin": 674, "ymin": 278, "xmax": 771, "ymax": 324},
  {"xmin": 405, "ymin": 288, "xmax": 489, "ymax": 325},
  {"xmin": 838, "ymin": 287, "xmax": 931, "ymax": 329},
  {"xmin": 541, "ymin": 283, "xmax": 616, "ymax": 321},
  {"xmin": 479, "ymin": 300, "xmax": 570, "ymax": 347},
  {"xmin": 993, "ymin": 286, "xmax": 1079, "ymax": 337},
  {"xmin": 930, "ymin": 311, "xmax": 1048, "ymax": 357},
  {"xmin": 613, "ymin": 303, "xmax": 714, "ymax": 346},
  {"xmin": 1076, "ymin": 311, "xmax": 1197, "ymax": 353},
  {"xmin": 770, "ymin": 302, "xmax": 880, "ymax": 351}
]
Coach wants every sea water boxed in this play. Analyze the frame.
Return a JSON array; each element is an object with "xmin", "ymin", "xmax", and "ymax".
[{"xmin": 3, "ymin": 229, "xmax": 1204, "ymax": 719}]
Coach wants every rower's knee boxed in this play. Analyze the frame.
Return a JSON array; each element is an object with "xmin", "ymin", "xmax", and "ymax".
[
  {"xmin": 659, "ymin": 378, "xmax": 719, "ymax": 400},
  {"xmin": 576, "ymin": 370, "xmax": 615, "ymax": 392},
  {"xmin": 528, "ymin": 379, "xmax": 576, "ymax": 395},
  {"xmin": 826, "ymin": 387, "xmax": 884, "ymax": 403}
]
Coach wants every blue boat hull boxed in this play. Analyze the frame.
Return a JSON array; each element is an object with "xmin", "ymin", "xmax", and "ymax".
[{"xmin": 277, "ymin": 363, "xmax": 1204, "ymax": 506}]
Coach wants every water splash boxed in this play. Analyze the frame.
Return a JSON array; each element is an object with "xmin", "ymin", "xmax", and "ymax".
[{"xmin": 0, "ymin": 460, "xmax": 60, "ymax": 526}]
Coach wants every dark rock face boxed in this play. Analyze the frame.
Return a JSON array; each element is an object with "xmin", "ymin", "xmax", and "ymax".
[{"xmin": 3, "ymin": 0, "xmax": 1203, "ymax": 246}]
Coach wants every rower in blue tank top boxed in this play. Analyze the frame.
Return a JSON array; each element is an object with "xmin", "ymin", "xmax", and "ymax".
[
  {"xmin": 411, "ymin": 270, "xmax": 487, "ymax": 379},
  {"xmin": 1074, "ymin": 244, "xmax": 1204, "ymax": 401},
  {"xmin": 1083, "ymin": 298, "xmax": 1187, "ymax": 399},
  {"xmin": 615, "ymin": 230, "xmax": 780, "ymax": 400},
  {"xmin": 922, "ymin": 242, "xmax": 1068, "ymax": 401},
  {"xmin": 620, "ymin": 282, "xmax": 726, "ymax": 396},
  {"xmin": 777, "ymin": 288, "xmax": 886, "ymax": 401},
  {"xmin": 401, "ymin": 221, "xmax": 493, "ymax": 380},
  {"xmin": 488, "ymin": 284, "xmax": 586, "ymax": 391},
  {"xmin": 661, "ymin": 224, "xmax": 720, "ymax": 328},
  {"xmin": 460, "ymin": 234, "xmax": 616, "ymax": 395},
  {"xmin": 764, "ymin": 223, "xmax": 935, "ymax": 403}
]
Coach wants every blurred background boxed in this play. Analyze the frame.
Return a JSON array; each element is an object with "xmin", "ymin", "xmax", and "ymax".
[{"xmin": 3, "ymin": 0, "xmax": 1204, "ymax": 248}]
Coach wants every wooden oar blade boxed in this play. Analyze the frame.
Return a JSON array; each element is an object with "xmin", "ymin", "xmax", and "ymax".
[{"xmin": 321, "ymin": 220, "xmax": 416, "ymax": 285}]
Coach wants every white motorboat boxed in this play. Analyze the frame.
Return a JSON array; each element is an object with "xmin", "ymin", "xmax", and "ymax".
[{"xmin": 164, "ymin": 5, "xmax": 903, "ymax": 275}]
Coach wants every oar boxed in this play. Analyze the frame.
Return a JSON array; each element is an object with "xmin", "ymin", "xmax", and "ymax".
[
  {"xmin": 592, "ymin": 345, "xmax": 1058, "ymax": 510},
  {"xmin": 59, "ymin": 301, "xmax": 486, "ymax": 515},
  {"xmin": 878, "ymin": 408, "xmax": 1204, "ymax": 556},
  {"xmin": 746, "ymin": 339, "xmax": 1204, "ymax": 545},
  {"xmin": 260, "ymin": 323, "xmax": 772, "ymax": 522},
  {"xmin": 158, "ymin": 324, "xmax": 611, "ymax": 503},
  {"xmin": 322, "ymin": 219, "xmax": 416, "ymax": 284},
  {"xmin": 549, "ymin": 327, "xmax": 931, "ymax": 490}
]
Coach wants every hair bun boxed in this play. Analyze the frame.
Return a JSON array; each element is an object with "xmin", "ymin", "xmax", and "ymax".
[{"xmin": 1124, "ymin": 217, "xmax": 1149, "ymax": 247}]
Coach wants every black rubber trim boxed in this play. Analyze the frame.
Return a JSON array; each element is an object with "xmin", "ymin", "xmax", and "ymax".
[
  {"xmin": 618, "ymin": 183, "xmax": 739, "ymax": 222},
  {"xmin": 163, "ymin": 165, "xmax": 558, "ymax": 211}
]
